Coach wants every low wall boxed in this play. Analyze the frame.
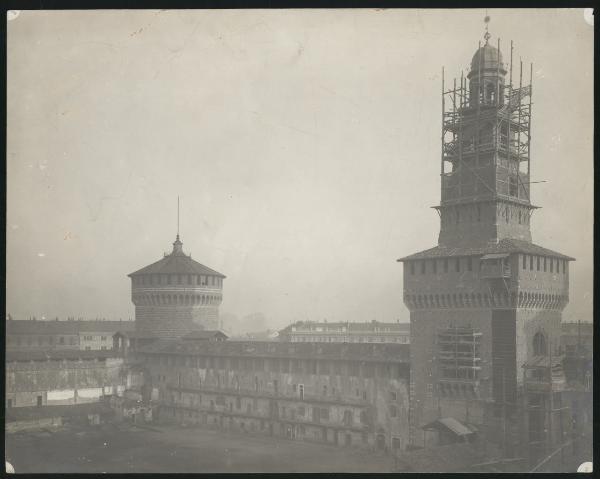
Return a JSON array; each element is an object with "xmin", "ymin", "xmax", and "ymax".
[{"xmin": 5, "ymin": 417, "xmax": 63, "ymax": 433}]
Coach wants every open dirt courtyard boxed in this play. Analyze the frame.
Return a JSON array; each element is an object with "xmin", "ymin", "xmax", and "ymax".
[{"xmin": 6, "ymin": 423, "xmax": 394, "ymax": 473}]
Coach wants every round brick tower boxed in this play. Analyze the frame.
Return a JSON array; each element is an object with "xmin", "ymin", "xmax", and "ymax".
[{"xmin": 128, "ymin": 235, "xmax": 225, "ymax": 339}]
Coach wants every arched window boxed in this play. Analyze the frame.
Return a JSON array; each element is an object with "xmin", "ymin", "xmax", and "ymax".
[{"xmin": 533, "ymin": 332, "xmax": 547, "ymax": 356}]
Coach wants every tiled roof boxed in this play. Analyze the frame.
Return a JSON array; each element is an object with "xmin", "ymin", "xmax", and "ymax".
[
  {"xmin": 137, "ymin": 339, "xmax": 410, "ymax": 363},
  {"xmin": 114, "ymin": 330, "xmax": 158, "ymax": 339},
  {"xmin": 6, "ymin": 320, "xmax": 136, "ymax": 335},
  {"xmin": 522, "ymin": 354, "xmax": 565, "ymax": 368},
  {"xmin": 397, "ymin": 238, "xmax": 574, "ymax": 261},
  {"xmin": 129, "ymin": 247, "xmax": 225, "ymax": 278},
  {"xmin": 422, "ymin": 417, "xmax": 475, "ymax": 436},
  {"xmin": 6, "ymin": 349, "xmax": 121, "ymax": 362}
]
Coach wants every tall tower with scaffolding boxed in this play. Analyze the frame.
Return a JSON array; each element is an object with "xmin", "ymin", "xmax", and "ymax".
[
  {"xmin": 398, "ymin": 20, "xmax": 574, "ymax": 466},
  {"xmin": 439, "ymin": 31, "xmax": 534, "ymax": 247}
]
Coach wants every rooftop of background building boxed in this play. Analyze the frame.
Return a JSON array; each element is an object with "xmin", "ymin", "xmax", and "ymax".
[
  {"xmin": 6, "ymin": 319, "xmax": 136, "ymax": 335},
  {"xmin": 280, "ymin": 320, "xmax": 410, "ymax": 333},
  {"xmin": 6, "ymin": 349, "xmax": 121, "ymax": 362},
  {"xmin": 138, "ymin": 339, "xmax": 410, "ymax": 363}
]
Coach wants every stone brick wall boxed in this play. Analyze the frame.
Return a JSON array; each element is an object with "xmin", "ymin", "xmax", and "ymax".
[{"xmin": 132, "ymin": 284, "xmax": 222, "ymax": 338}]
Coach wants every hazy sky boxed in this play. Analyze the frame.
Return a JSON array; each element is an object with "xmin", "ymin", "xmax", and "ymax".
[{"xmin": 6, "ymin": 9, "xmax": 593, "ymax": 329}]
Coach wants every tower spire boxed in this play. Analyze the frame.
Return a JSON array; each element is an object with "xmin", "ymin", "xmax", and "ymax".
[{"xmin": 172, "ymin": 196, "xmax": 183, "ymax": 254}]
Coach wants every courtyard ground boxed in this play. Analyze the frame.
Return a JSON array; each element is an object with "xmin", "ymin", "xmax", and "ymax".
[{"xmin": 5, "ymin": 422, "xmax": 394, "ymax": 473}]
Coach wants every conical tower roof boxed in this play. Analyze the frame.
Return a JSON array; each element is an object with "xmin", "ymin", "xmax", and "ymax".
[{"xmin": 128, "ymin": 236, "xmax": 226, "ymax": 278}]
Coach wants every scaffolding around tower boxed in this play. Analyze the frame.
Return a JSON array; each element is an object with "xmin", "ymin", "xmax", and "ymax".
[{"xmin": 440, "ymin": 39, "xmax": 534, "ymax": 206}]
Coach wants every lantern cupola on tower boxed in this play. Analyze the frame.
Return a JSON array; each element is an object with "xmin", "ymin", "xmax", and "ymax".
[
  {"xmin": 172, "ymin": 234, "xmax": 184, "ymax": 255},
  {"xmin": 468, "ymin": 29, "xmax": 507, "ymax": 107}
]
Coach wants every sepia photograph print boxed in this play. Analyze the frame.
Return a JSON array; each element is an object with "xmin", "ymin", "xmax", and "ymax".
[{"xmin": 5, "ymin": 8, "xmax": 594, "ymax": 473}]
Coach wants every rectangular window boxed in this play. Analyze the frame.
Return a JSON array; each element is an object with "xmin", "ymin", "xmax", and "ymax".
[
  {"xmin": 467, "ymin": 257, "xmax": 472, "ymax": 271},
  {"xmin": 522, "ymin": 255, "xmax": 527, "ymax": 269},
  {"xmin": 550, "ymin": 258, "xmax": 554, "ymax": 273},
  {"xmin": 410, "ymin": 262, "xmax": 415, "ymax": 275},
  {"xmin": 543, "ymin": 257, "xmax": 547, "ymax": 272},
  {"xmin": 455, "ymin": 258, "xmax": 460, "ymax": 272},
  {"xmin": 292, "ymin": 359, "xmax": 301, "ymax": 373},
  {"xmin": 390, "ymin": 391, "xmax": 397, "ymax": 401},
  {"xmin": 421, "ymin": 261, "xmax": 426, "ymax": 274},
  {"xmin": 390, "ymin": 405, "xmax": 397, "ymax": 418},
  {"xmin": 530, "ymin": 255, "xmax": 534, "ymax": 270},
  {"xmin": 443, "ymin": 258, "xmax": 448, "ymax": 273},
  {"xmin": 433, "ymin": 260, "xmax": 437, "ymax": 274},
  {"xmin": 343, "ymin": 410, "xmax": 353, "ymax": 426}
]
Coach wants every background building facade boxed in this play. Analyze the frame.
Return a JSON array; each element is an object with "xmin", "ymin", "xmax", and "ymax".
[
  {"xmin": 137, "ymin": 340, "xmax": 411, "ymax": 452},
  {"xmin": 6, "ymin": 319, "xmax": 135, "ymax": 351},
  {"xmin": 5, "ymin": 349, "xmax": 125, "ymax": 410},
  {"xmin": 279, "ymin": 321, "xmax": 410, "ymax": 344}
]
